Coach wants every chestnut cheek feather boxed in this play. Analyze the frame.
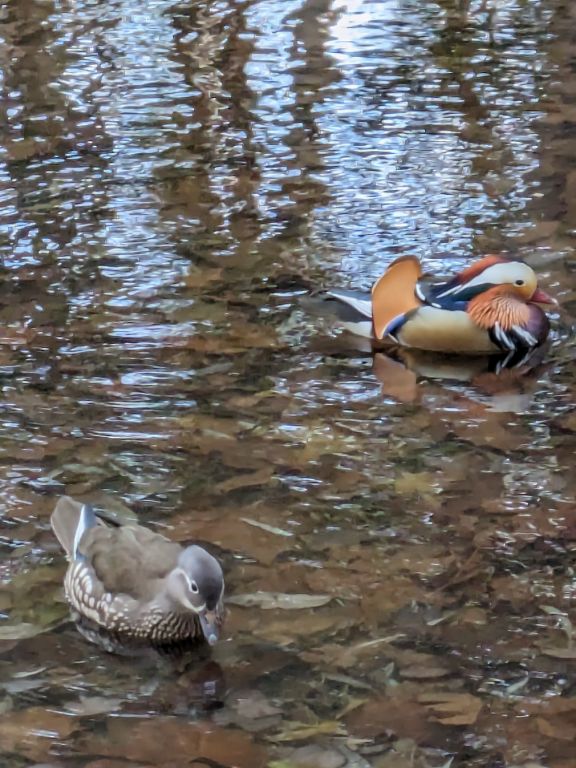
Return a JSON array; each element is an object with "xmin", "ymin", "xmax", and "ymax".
[{"xmin": 468, "ymin": 293, "xmax": 531, "ymax": 331}]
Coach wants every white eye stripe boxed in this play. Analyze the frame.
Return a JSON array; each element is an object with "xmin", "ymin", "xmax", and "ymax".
[
  {"xmin": 438, "ymin": 263, "xmax": 535, "ymax": 297},
  {"xmin": 474, "ymin": 263, "xmax": 530, "ymax": 286}
]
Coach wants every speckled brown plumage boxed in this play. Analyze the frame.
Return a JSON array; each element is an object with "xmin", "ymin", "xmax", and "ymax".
[
  {"xmin": 51, "ymin": 496, "xmax": 225, "ymax": 649},
  {"xmin": 79, "ymin": 524, "xmax": 182, "ymax": 602}
]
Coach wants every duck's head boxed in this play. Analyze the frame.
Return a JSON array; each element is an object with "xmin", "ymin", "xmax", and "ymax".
[
  {"xmin": 429, "ymin": 255, "xmax": 556, "ymax": 307},
  {"xmin": 166, "ymin": 545, "xmax": 224, "ymax": 645}
]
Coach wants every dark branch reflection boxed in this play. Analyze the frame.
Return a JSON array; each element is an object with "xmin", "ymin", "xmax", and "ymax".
[{"xmin": 161, "ymin": 0, "xmax": 261, "ymax": 264}]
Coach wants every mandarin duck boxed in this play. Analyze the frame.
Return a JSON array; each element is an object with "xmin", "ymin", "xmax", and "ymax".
[
  {"xmin": 51, "ymin": 496, "xmax": 224, "ymax": 648},
  {"xmin": 316, "ymin": 255, "xmax": 556, "ymax": 356}
]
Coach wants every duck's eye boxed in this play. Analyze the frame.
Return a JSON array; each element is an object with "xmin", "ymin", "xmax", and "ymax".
[
  {"xmin": 515, "ymin": 279, "xmax": 525, "ymax": 286},
  {"xmin": 190, "ymin": 580, "xmax": 199, "ymax": 594}
]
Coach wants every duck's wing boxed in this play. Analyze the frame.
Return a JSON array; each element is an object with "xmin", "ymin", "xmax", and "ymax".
[
  {"xmin": 52, "ymin": 495, "xmax": 183, "ymax": 601},
  {"xmin": 83, "ymin": 524, "xmax": 182, "ymax": 601},
  {"xmin": 372, "ymin": 256, "xmax": 423, "ymax": 340},
  {"xmin": 414, "ymin": 274, "xmax": 461, "ymax": 307}
]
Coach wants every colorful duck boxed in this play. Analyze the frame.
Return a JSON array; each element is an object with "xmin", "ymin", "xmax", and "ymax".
[{"xmin": 318, "ymin": 255, "xmax": 556, "ymax": 355}]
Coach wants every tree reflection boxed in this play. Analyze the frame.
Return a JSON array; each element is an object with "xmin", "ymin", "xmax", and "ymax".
[{"xmin": 161, "ymin": 0, "xmax": 261, "ymax": 264}]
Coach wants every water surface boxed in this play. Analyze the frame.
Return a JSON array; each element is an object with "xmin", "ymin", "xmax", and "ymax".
[{"xmin": 0, "ymin": 1, "xmax": 574, "ymax": 766}]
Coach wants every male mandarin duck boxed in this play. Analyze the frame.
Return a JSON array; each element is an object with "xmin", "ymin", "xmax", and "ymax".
[
  {"xmin": 51, "ymin": 496, "xmax": 224, "ymax": 648},
  {"xmin": 318, "ymin": 254, "xmax": 556, "ymax": 355}
]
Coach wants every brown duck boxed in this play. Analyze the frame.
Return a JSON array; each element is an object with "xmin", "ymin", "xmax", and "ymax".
[{"xmin": 51, "ymin": 496, "xmax": 225, "ymax": 647}]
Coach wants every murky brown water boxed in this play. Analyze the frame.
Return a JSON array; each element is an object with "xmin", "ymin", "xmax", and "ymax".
[{"xmin": 0, "ymin": 0, "xmax": 574, "ymax": 766}]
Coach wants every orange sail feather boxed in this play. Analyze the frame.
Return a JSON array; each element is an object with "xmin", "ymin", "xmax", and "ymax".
[{"xmin": 371, "ymin": 256, "xmax": 423, "ymax": 340}]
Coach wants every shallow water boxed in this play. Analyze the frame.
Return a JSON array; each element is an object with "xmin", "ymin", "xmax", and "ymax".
[{"xmin": 0, "ymin": 0, "xmax": 574, "ymax": 766}]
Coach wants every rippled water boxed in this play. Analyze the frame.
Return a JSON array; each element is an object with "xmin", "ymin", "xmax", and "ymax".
[{"xmin": 0, "ymin": 0, "xmax": 574, "ymax": 766}]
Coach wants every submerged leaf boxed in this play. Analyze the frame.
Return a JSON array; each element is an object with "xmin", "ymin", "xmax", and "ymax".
[
  {"xmin": 537, "ymin": 716, "xmax": 576, "ymax": 741},
  {"xmin": 301, "ymin": 635, "xmax": 406, "ymax": 669},
  {"xmin": 252, "ymin": 612, "xmax": 355, "ymax": 644},
  {"xmin": 394, "ymin": 472, "xmax": 438, "ymax": 503},
  {"xmin": 418, "ymin": 692, "xmax": 482, "ymax": 726},
  {"xmin": 170, "ymin": 510, "xmax": 292, "ymax": 565},
  {"xmin": 214, "ymin": 467, "xmax": 273, "ymax": 494},
  {"xmin": 399, "ymin": 665, "xmax": 451, "ymax": 680},
  {"xmin": 228, "ymin": 592, "xmax": 332, "ymax": 610},
  {"xmin": 272, "ymin": 720, "xmax": 345, "ymax": 742},
  {"xmin": 241, "ymin": 517, "xmax": 294, "ymax": 537},
  {"xmin": 65, "ymin": 696, "xmax": 123, "ymax": 716},
  {"xmin": 275, "ymin": 744, "xmax": 346, "ymax": 768},
  {"xmin": 346, "ymin": 694, "xmax": 437, "ymax": 742},
  {"xmin": 232, "ymin": 690, "xmax": 282, "ymax": 720},
  {"xmin": 76, "ymin": 718, "xmax": 268, "ymax": 767},
  {"xmin": 0, "ymin": 623, "xmax": 46, "ymax": 640},
  {"xmin": 0, "ymin": 707, "xmax": 79, "ymax": 761},
  {"xmin": 540, "ymin": 647, "xmax": 576, "ymax": 659}
]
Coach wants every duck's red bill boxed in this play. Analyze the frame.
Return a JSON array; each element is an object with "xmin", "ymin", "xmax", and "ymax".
[{"xmin": 531, "ymin": 288, "xmax": 557, "ymax": 305}]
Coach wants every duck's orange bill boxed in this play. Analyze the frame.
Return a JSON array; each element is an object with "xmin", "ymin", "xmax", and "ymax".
[
  {"xmin": 371, "ymin": 255, "xmax": 423, "ymax": 340},
  {"xmin": 531, "ymin": 288, "xmax": 557, "ymax": 305}
]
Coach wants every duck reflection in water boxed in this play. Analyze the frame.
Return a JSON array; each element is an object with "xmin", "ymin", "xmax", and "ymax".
[{"xmin": 371, "ymin": 344, "xmax": 549, "ymax": 410}]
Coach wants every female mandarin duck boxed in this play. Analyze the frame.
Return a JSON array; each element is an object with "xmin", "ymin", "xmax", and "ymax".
[
  {"xmin": 51, "ymin": 496, "xmax": 224, "ymax": 648},
  {"xmin": 320, "ymin": 254, "xmax": 556, "ymax": 355}
]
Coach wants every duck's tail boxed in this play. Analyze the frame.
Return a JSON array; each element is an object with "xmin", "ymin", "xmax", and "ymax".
[{"xmin": 301, "ymin": 290, "xmax": 373, "ymax": 338}]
